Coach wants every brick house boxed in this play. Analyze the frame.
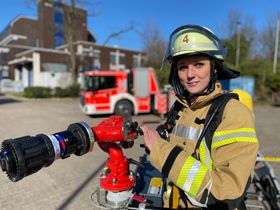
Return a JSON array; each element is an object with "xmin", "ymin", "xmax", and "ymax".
[{"xmin": 0, "ymin": 0, "xmax": 146, "ymax": 88}]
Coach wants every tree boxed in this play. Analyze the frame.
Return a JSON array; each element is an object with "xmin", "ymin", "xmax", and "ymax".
[
  {"xmin": 217, "ymin": 10, "xmax": 256, "ymax": 45},
  {"xmin": 218, "ymin": 10, "xmax": 256, "ymax": 68},
  {"xmin": 217, "ymin": 10, "xmax": 243, "ymax": 38},
  {"xmin": 222, "ymin": 33, "xmax": 252, "ymax": 69},
  {"xmin": 64, "ymin": 0, "xmax": 78, "ymax": 83},
  {"xmin": 258, "ymin": 11, "xmax": 280, "ymax": 60},
  {"xmin": 64, "ymin": 0, "xmax": 136, "ymax": 83},
  {"xmin": 139, "ymin": 21, "xmax": 168, "ymax": 85}
]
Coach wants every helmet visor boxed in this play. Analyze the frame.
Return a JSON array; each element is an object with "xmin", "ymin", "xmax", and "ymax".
[{"xmin": 161, "ymin": 25, "xmax": 227, "ymax": 70}]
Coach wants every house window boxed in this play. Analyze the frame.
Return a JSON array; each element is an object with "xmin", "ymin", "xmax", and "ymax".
[
  {"xmin": 93, "ymin": 50, "xmax": 100, "ymax": 69},
  {"xmin": 133, "ymin": 54, "xmax": 142, "ymax": 67},
  {"xmin": 27, "ymin": 37, "xmax": 37, "ymax": 47},
  {"xmin": 80, "ymin": 46, "xmax": 100, "ymax": 58},
  {"xmin": 93, "ymin": 49, "xmax": 100, "ymax": 58},
  {"xmin": 110, "ymin": 50, "xmax": 125, "ymax": 70},
  {"xmin": 54, "ymin": 0, "xmax": 64, "ymax": 47},
  {"xmin": 110, "ymin": 53, "xmax": 116, "ymax": 65},
  {"xmin": 119, "ymin": 54, "xmax": 125, "ymax": 65}
]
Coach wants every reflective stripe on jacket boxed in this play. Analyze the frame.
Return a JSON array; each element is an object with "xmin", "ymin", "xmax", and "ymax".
[{"xmin": 149, "ymin": 86, "xmax": 259, "ymax": 208}]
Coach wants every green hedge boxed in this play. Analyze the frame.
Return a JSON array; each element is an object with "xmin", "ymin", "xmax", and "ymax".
[
  {"xmin": 54, "ymin": 83, "xmax": 80, "ymax": 97},
  {"xmin": 266, "ymin": 72, "xmax": 280, "ymax": 92},
  {"xmin": 24, "ymin": 87, "xmax": 52, "ymax": 98},
  {"xmin": 23, "ymin": 83, "xmax": 80, "ymax": 98}
]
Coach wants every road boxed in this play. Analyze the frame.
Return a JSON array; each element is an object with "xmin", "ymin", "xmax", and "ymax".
[{"xmin": 0, "ymin": 95, "xmax": 279, "ymax": 210}]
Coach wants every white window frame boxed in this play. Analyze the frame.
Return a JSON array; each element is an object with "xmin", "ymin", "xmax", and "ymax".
[
  {"xmin": 110, "ymin": 50, "xmax": 125, "ymax": 70},
  {"xmin": 133, "ymin": 53, "xmax": 142, "ymax": 67}
]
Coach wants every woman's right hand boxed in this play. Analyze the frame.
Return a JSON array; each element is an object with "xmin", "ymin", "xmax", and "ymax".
[{"xmin": 140, "ymin": 125, "xmax": 160, "ymax": 150}]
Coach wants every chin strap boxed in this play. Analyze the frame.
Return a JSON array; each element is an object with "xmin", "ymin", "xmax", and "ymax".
[{"xmin": 169, "ymin": 65, "xmax": 185, "ymax": 96}]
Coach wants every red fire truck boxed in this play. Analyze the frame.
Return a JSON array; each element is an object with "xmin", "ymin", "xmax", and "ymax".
[{"xmin": 80, "ymin": 67, "xmax": 174, "ymax": 116}]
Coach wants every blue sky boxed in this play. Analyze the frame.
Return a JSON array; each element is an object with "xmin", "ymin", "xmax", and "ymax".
[{"xmin": 1, "ymin": 0, "xmax": 280, "ymax": 51}]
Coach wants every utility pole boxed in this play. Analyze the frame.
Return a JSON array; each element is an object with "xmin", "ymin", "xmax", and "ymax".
[
  {"xmin": 235, "ymin": 21, "xmax": 241, "ymax": 68},
  {"xmin": 273, "ymin": 19, "xmax": 280, "ymax": 74}
]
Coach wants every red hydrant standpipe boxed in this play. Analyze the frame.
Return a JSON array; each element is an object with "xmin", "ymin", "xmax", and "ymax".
[
  {"xmin": 100, "ymin": 144, "xmax": 135, "ymax": 191},
  {"xmin": 91, "ymin": 116, "xmax": 137, "ymax": 192}
]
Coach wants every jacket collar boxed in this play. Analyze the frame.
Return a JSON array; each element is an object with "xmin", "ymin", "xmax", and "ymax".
[{"xmin": 176, "ymin": 83, "xmax": 223, "ymax": 110}]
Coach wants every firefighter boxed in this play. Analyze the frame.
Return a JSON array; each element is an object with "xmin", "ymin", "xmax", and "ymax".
[{"xmin": 141, "ymin": 25, "xmax": 259, "ymax": 209}]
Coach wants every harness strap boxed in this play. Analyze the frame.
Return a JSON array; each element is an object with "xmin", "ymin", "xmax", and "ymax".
[
  {"xmin": 192, "ymin": 93, "xmax": 238, "ymax": 158},
  {"xmin": 166, "ymin": 100, "xmax": 182, "ymax": 133},
  {"xmin": 157, "ymin": 100, "xmax": 182, "ymax": 140}
]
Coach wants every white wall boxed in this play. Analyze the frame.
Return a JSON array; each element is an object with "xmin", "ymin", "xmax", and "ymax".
[
  {"xmin": 33, "ymin": 52, "xmax": 41, "ymax": 86},
  {"xmin": 22, "ymin": 65, "xmax": 29, "ymax": 87},
  {"xmin": 14, "ymin": 66, "xmax": 21, "ymax": 81},
  {"xmin": 39, "ymin": 72, "xmax": 72, "ymax": 88}
]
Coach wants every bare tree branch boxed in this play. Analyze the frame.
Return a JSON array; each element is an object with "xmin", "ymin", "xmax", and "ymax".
[
  {"xmin": 23, "ymin": 0, "xmax": 37, "ymax": 13},
  {"xmin": 102, "ymin": 22, "xmax": 136, "ymax": 46},
  {"xmin": 138, "ymin": 20, "xmax": 166, "ymax": 68}
]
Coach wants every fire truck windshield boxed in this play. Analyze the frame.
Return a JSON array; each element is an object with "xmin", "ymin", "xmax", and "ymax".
[
  {"xmin": 81, "ymin": 75, "xmax": 116, "ymax": 91},
  {"xmin": 81, "ymin": 75, "xmax": 96, "ymax": 91}
]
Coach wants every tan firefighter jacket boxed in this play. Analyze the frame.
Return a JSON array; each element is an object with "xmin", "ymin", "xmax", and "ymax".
[{"xmin": 149, "ymin": 86, "xmax": 259, "ymax": 208}]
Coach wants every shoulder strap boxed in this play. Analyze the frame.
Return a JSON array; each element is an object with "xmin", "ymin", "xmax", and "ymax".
[
  {"xmin": 156, "ymin": 100, "xmax": 182, "ymax": 140},
  {"xmin": 192, "ymin": 93, "xmax": 239, "ymax": 158},
  {"xmin": 166, "ymin": 100, "xmax": 182, "ymax": 131}
]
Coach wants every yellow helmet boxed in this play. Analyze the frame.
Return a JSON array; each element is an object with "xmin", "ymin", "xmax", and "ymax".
[
  {"xmin": 165, "ymin": 25, "xmax": 226, "ymax": 62},
  {"xmin": 231, "ymin": 89, "xmax": 253, "ymax": 111},
  {"xmin": 163, "ymin": 25, "xmax": 240, "ymax": 97}
]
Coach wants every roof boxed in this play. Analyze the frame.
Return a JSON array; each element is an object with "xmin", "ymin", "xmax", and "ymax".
[{"xmin": 0, "ymin": 15, "xmax": 36, "ymax": 38}]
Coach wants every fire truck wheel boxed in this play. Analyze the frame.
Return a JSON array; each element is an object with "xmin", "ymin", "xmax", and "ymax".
[{"xmin": 114, "ymin": 100, "xmax": 133, "ymax": 117}]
